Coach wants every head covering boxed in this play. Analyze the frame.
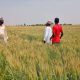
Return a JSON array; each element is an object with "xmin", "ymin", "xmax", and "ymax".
[
  {"xmin": 47, "ymin": 20, "xmax": 53, "ymax": 24},
  {"xmin": 45, "ymin": 20, "xmax": 53, "ymax": 26}
]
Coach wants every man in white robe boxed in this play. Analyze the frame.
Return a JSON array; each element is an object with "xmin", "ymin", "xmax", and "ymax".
[{"xmin": 43, "ymin": 20, "xmax": 53, "ymax": 44}]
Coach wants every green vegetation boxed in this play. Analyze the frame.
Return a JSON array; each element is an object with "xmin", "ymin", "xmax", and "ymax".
[{"xmin": 0, "ymin": 25, "xmax": 80, "ymax": 80}]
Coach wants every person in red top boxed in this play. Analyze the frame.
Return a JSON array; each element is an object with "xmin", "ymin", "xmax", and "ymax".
[{"xmin": 50, "ymin": 18, "xmax": 63, "ymax": 44}]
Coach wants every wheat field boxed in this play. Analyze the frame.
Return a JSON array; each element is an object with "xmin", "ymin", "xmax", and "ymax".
[{"xmin": 0, "ymin": 25, "xmax": 80, "ymax": 80}]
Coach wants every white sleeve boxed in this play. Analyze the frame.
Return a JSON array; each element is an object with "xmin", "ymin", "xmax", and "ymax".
[
  {"xmin": 43, "ymin": 27, "xmax": 49, "ymax": 41},
  {"xmin": 3, "ymin": 25, "xmax": 8, "ymax": 43}
]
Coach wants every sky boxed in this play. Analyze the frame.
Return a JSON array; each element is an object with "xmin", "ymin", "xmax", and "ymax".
[{"xmin": 0, "ymin": 0, "xmax": 80, "ymax": 25}]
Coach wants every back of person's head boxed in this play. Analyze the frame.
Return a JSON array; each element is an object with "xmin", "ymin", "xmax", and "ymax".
[
  {"xmin": 45, "ymin": 20, "xmax": 53, "ymax": 26},
  {"xmin": 54, "ymin": 18, "xmax": 59, "ymax": 24},
  {"xmin": 45, "ymin": 23, "xmax": 51, "ymax": 26},
  {"xmin": 0, "ymin": 17, "xmax": 4, "ymax": 26}
]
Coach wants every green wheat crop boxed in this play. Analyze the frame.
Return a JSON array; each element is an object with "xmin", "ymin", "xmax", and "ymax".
[{"xmin": 0, "ymin": 25, "xmax": 80, "ymax": 80}]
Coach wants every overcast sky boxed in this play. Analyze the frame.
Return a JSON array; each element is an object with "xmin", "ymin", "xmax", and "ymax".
[{"xmin": 0, "ymin": 0, "xmax": 80, "ymax": 25}]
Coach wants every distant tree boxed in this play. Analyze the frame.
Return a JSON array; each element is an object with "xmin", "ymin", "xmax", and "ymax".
[{"xmin": 24, "ymin": 23, "xmax": 26, "ymax": 26}]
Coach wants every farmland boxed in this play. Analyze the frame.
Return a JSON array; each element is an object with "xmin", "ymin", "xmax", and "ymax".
[{"xmin": 0, "ymin": 25, "xmax": 80, "ymax": 80}]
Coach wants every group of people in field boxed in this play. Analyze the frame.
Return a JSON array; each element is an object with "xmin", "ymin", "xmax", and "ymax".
[
  {"xmin": 43, "ymin": 18, "xmax": 63, "ymax": 44},
  {"xmin": 0, "ymin": 17, "xmax": 63, "ymax": 45}
]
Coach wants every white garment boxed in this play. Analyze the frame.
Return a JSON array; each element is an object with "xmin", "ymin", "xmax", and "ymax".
[
  {"xmin": 0, "ymin": 25, "xmax": 8, "ymax": 43},
  {"xmin": 0, "ymin": 25, "xmax": 5, "ymax": 34},
  {"xmin": 43, "ymin": 26, "xmax": 52, "ymax": 44}
]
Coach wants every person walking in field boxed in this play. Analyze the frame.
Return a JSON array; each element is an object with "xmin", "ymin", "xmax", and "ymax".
[
  {"xmin": 50, "ymin": 18, "xmax": 63, "ymax": 44},
  {"xmin": 43, "ymin": 20, "xmax": 53, "ymax": 44},
  {"xmin": 0, "ymin": 17, "xmax": 8, "ymax": 43}
]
